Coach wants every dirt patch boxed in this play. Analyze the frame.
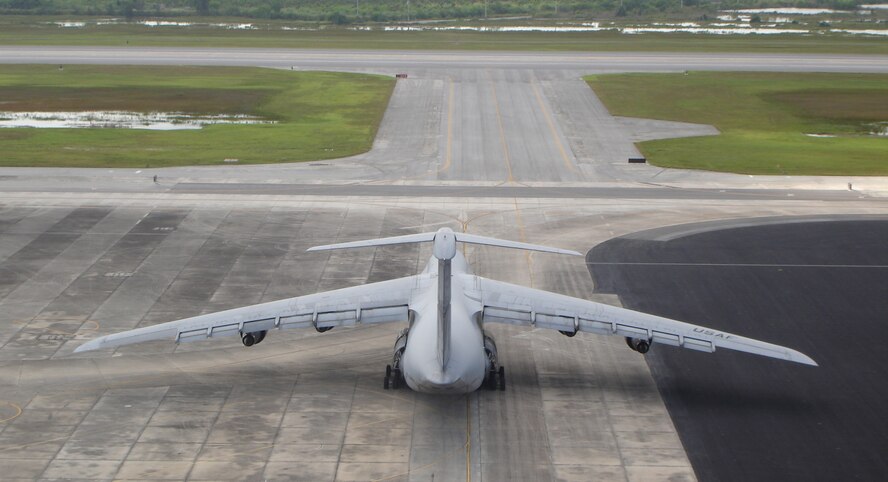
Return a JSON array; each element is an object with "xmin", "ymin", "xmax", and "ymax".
[{"xmin": 764, "ymin": 89, "xmax": 888, "ymax": 123}]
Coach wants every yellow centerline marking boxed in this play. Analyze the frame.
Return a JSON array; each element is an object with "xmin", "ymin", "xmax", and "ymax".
[
  {"xmin": 437, "ymin": 78, "xmax": 455, "ymax": 174},
  {"xmin": 531, "ymin": 80, "xmax": 579, "ymax": 174},
  {"xmin": 0, "ymin": 401, "xmax": 23, "ymax": 423},
  {"xmin": 489, "ymin": 79, "xmax": 515, "ymax": 183},
  {"xmin": 0, "ymin": 434, "xmax": 71, "ymax": 452},
  {"xmin": 466, "ymin": 396, "xmax": 472, "ymax": 482},
  {"xmin": 513, "ymin": 199, "xmax": 535, "ymax": 287}
]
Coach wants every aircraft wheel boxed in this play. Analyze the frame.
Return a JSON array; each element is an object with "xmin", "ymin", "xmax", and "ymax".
[
  {"xmin": 498, "ymin": 366, "xmax": 506, "ymax": 391},
  {"xmin": 485, "ymin": 370, "xmax": 496, "ymax": 390},
  {"xmin": 392, "ymin": 368, "xmax": 402, "ymax": 389},
  {"xmin": 384, "ymin": 365, "xmax": 392, "ymax": 390}
]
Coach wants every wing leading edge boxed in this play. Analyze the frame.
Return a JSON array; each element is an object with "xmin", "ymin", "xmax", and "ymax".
[
  {"xmin": 74, "ymin": 275, "xmax": 421, "ymax": 353},
  {"xmin": 474, "ymin": 275, "xmax": 817, "ymax": 366}
]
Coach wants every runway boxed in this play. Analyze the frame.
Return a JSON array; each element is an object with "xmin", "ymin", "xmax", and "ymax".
[
  {"xmin": 3, "ymin": 47, "xmax": 888, "ymax": 73},
  {"xmin": 586, "ymin": 218, "xmax": 888, "ymax": 481}
]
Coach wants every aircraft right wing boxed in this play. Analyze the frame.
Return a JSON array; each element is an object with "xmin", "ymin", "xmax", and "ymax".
[
  {"xmin": 74, "ymin": 275, "xmax": 423, "ymax": 353},
  {"xmin": 473, "ymin": 275, "xmax": 817, "ymax": 366}
]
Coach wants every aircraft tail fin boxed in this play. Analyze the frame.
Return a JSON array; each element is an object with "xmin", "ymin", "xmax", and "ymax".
[{"xmin": 307, "ymin": 228, "xmax": 581, "ymax": 256}]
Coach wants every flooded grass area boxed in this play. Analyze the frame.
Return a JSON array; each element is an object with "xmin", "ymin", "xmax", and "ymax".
[
  {"xmin": 0, "ymin": 15, "xmax": 886, "ymax": 54},
  {"xmin": 0, "ymin": 86, "xmax": 267, "ymax": 113},
  {"xmin": 0, "ymin": 111, "xmax": 275, "ymax": 130},
  {"xmin": 587, "ymin": 72, "xmax": 888, "ymax": 175},
  {"xmin": 0, "ymin": 65, "xmax": 394, "ymax": 167}
]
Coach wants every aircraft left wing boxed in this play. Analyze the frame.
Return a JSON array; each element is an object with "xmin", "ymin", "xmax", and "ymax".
[
  {"xmin": 74, "ymin": 275, "xmax": 421, "ymax": 353},
  {"xmin": 472, "ymin": 275, "xmax": 817, "ymax": 366}
]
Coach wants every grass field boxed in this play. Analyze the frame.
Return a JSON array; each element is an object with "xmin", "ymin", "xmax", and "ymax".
[
  {"xmin": 0, "ymin": 17, "xmax": 886, "ymax": 54},
  {"xmin": 0, "ymin": 65, "xmax": 395, "ymax": 168},
  {"xmin": 586, "ymin": 72, "xmax": 888, "ymax": 176}
]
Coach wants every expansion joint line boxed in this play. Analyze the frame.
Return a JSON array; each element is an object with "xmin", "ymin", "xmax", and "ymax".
[
  {"xmin": 437, "ymin": 77, "xmax": 455, "ymax": 174},
  {"xmin": 531, "ymin": 80, "xmax": 579, "ymax": 175},
  {"xmin": 465, "ymin": 395, "xmax": 472, "ymax": 482},
  {"xmin": 489, "ymin": 76, "xmax": 515, "ymax": 183},
  {"xmin": 513, "ymin": 198, "xmax": 535, "ymax": 288}
]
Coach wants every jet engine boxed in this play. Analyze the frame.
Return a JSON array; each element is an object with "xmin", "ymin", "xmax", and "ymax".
[
  {"xmin": 241, "ymin": 330, "xmax": 267, "ymax": 347},
  {"xmin": 625, "ymin": 336, "xmax": 651, "ymax": 354}
]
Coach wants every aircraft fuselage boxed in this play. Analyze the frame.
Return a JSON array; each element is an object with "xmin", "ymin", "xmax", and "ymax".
[{"xmin": 400, "ymin": 252, "xmax": 489, "ymax": 393}]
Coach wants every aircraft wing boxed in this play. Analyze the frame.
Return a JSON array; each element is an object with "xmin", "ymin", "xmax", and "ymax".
[
  {"xmin": 74, "ymin": 275, "xmax": 421, "ymax": 353},
  {"xmin": 473, "ymin": 276, "xmax": 817, "ymax": 366}
]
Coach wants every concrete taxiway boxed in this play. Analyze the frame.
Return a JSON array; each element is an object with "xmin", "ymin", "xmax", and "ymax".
[{"xmin": 0, "ymin": 198, "xmax": 886, "ymax": 481}]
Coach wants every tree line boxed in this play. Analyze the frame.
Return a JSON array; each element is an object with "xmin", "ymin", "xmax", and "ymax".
[{"xmin": 0, "ymin": 0, "xmax": 866, "ymax": 22}]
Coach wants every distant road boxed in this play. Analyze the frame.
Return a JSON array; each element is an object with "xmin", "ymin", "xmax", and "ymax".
[{"xmin": 2, "ymin": 47, "xmax": 888, "ymax": 73}]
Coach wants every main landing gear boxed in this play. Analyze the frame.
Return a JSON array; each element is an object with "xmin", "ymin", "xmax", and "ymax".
[
  {"xmin": 384, "ymin": 363, "xmax": 404, "ymax": 390},
  {"xmin": 384, "ymin": 328, "xmax": 409, "ymax": 390},
  {"xmin": 382, "ymin": 328, "xmax": 508, "ymax": 392},
  {"xmin": 484, "ymin": 364, "xmax": 506, "ymax": 391},
  {"xmin": 483, "ymin": 332, "xmax": 506, "ymax": 391}
]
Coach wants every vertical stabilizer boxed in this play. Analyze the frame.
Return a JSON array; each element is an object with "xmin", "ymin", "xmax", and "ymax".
[
  {"xmin": 431, "ymin": 228, "xmax": 457, "ymax": 372},
  {"xmin": 437, "ymin": 256, "xmax": 451, "ymax": 371}
]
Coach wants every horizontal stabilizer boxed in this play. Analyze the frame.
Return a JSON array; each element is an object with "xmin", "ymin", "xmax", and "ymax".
[
  {"xmin": 307, "ymin": 227, "xmax": 581, "ymax": 256},
  {"xmin": 455, "ymin": 233, "xmax": 581, "ymax": 256},
  {"xmin": 307, "ymin": 232, "xmax": 436, "ymax": 252}
]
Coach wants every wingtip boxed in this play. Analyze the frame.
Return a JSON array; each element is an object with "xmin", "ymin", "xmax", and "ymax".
[
  {"xmin": 73, "ymin": 338, "xmax": 102, "ymax": 354},
  {"xmin": 802, "ymin": 357, "xmax": 819, "ymax": 367},
  {"xmin": 790, "ymin": 351, "xmax": 818, "ymax": 367}
]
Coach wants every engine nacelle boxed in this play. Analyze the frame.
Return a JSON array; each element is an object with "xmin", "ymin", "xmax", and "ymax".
[
  {"xmin": 241, "ymin": 330, "xmax": 267, "ymax": 347},
  {"xmin": 625, "ymin": 336, "xmax": 651, "ymax": 354}
]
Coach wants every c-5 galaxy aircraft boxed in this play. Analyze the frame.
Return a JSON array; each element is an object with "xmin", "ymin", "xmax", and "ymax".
[{"xmin": 76, "ymin": 228, "xmax": 817, "ymax": 393}]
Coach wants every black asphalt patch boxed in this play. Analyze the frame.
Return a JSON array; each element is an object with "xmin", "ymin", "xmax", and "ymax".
[{"xmin": 587, "ymin": 219, "xmax": 888, "ymax": 481}]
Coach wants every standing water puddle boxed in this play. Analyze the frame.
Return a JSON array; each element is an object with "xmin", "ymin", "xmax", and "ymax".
[{"xmin": 0, "ymin": 111, "xmax": 276, "ymax": 130}]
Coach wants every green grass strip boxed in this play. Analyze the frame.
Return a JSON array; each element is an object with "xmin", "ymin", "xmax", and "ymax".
[
  {"xmin": 586, "ymin": 72, "xmax": 888, "ymax": 176},
  {"xmin": 0, "ymin": 65, "xmax": 395, "ymax": 168}
]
